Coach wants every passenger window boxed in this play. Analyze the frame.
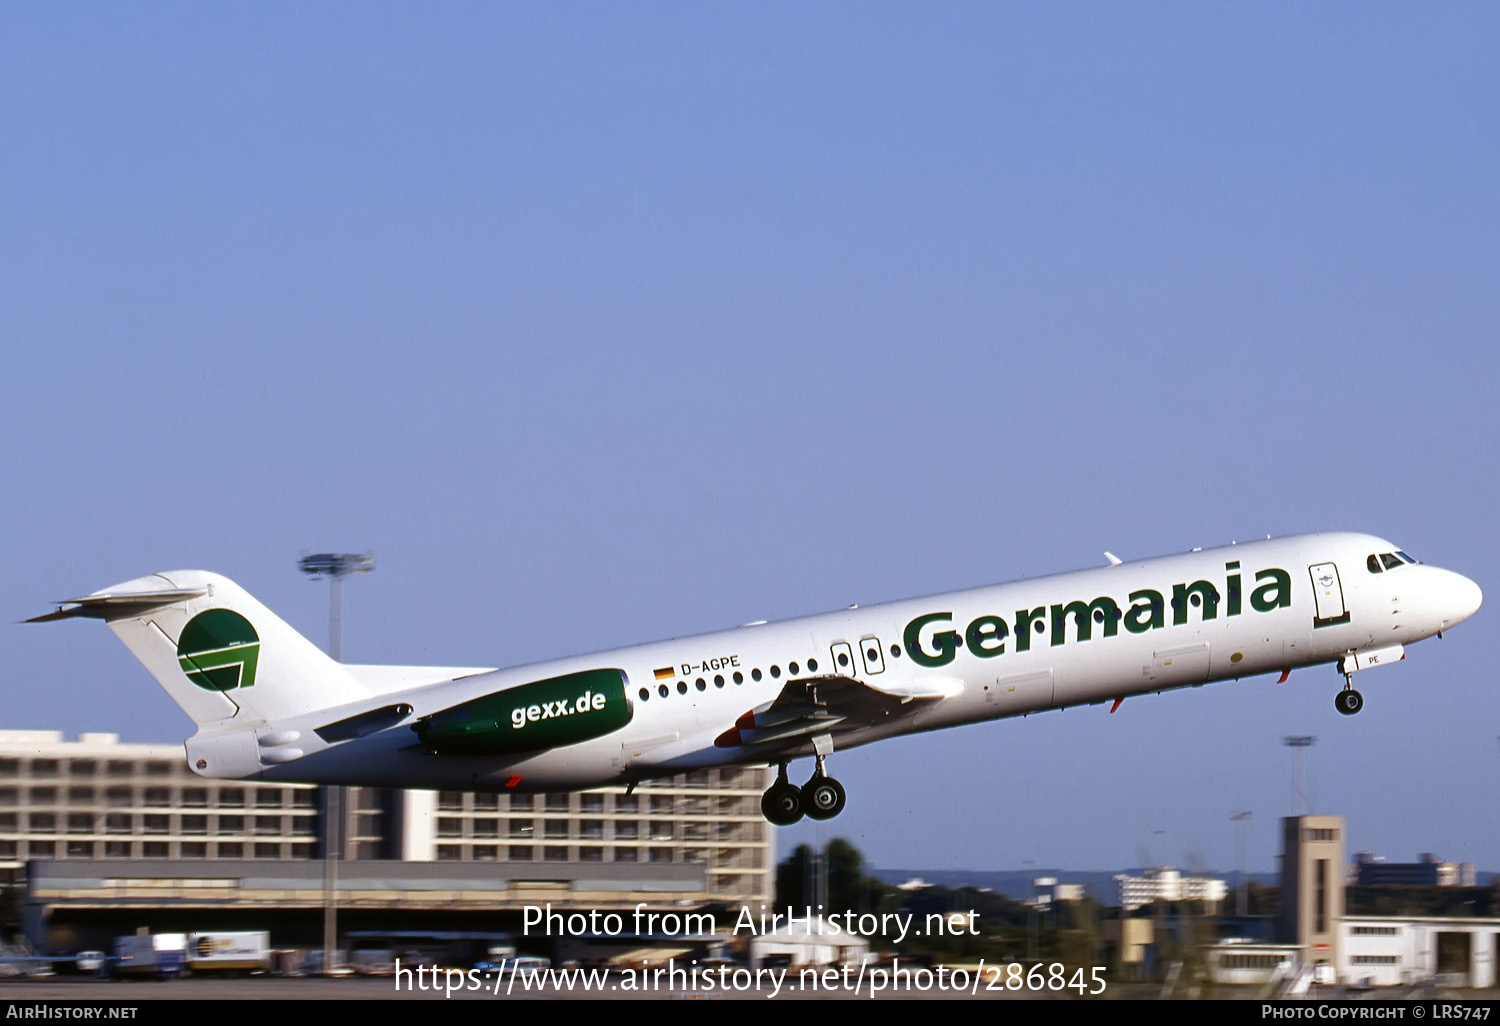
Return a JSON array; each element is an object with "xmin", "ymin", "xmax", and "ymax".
[{"xmin": 1367, "ymin": 555, "xmax": 1383, "ymax": 574}]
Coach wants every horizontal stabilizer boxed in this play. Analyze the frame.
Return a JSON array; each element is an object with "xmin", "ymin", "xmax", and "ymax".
[{"xmin": 26, "ymin": 588, "xmax": 208, "ymax": 623}]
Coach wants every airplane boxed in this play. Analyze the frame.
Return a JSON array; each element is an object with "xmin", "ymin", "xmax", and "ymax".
[{"xmin": 30, "ymin": 532, "xmax": 1482, "ymax": 825}]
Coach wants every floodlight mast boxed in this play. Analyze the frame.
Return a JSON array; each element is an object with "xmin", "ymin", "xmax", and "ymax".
[
  {"xmin": 1282, "ymin": 736, "xmax": 1317, "ymax": 816},
  {"xmin": 297, "ymin": 552, "xmax": 374, "ymax": 662},
  {"xmin": 298, "ymin": 551, "xmax": 374, "ymax": 976}
]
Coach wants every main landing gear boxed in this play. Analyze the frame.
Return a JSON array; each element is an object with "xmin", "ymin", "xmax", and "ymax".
[
  {"xmin": 760, "ymin": 756, "xmax": 848, "ymax": 826},
  {"xmin": 1336, "ymin": 672, "xmax": 1364, "ymax": 716}
]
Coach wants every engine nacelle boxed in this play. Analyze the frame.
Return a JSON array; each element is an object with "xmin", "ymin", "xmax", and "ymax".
[{"xmin": 412, "ymin": 668, "xmax": 633, "ymax": 755}]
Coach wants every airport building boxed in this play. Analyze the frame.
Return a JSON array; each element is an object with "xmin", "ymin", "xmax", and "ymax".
[
  {"xmin": 0, "ymin": 729, "xmax": 774, "ymax": 940},
  {"xmin": 1113, "ymin": 867, "xmax": 1227, "ymax": 912},
  {"xmin": 1204, "ymin": 815, "xmax": 1499, "ymax": 990},
  {"xmin": 1353, "ymin": 850, "xmax": 1478, "ymax": 888}
]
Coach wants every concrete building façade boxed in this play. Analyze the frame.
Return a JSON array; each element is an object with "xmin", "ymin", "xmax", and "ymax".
[{"xmin": 0, "ymin": 730, "xmax": 773, "ymax": 951}]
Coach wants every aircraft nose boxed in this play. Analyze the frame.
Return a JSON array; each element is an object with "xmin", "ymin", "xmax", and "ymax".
[{"xmin": 1439, "ymin": 570, "xmax": 1482, "ymax": 629}]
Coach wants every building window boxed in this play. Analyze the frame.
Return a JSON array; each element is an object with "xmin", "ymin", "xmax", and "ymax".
[
  {"xmin": 542, "ymin": 846, "xmax": 569, "ymax": 861},
  {"xmin": 648, "ymin": 821, "xmax": 673, "ymax": 841},
  {"xmin": 615, "ymin": 821, "xmax": 639, "ymax": 839},
  {"xmin": 29, "ymin": 813, "xmax": 56, "ymax": 832},
  {"xmin": 509, "ymin": 819, "xmax": 534, "ymax": 838},
  {"xmin": 142, "ymin": 842, "xmax": 168, "ymax": 858},
  {"xmin": 615, "ymin": 795, "xmax": 638, "ymax": 814},
  {"xmin": 255, "ymin": 789, "xmax": 282, "ymax": 808},
  {"xmin": 473, "ymin": 793, "xmax": 499, "ymax": 811},
  {"xmin": 438, "ymin": 791, "xmax": 465, "ymax": 811},
  {"xmin": 66, "ymin": 813, "xmax": 93, "ymax": 834},
  {"xmin": 69, "ymin": 760, "xmax": 97, "ymax": 777},
  {"xmin": 546, "ymin": 794, "xmax": 570, "ymax": 812},
  {"xmin": 292, "ymin": 790, "xmax": 316, "ymax": 808},
  {"xmin": 253, "ymin": 843, "xmax": 280, "ymax": 858},
  {"xmin": 580, "ymin": 847, "xmax": 603, "ymax": 862},
  {"xmin": 509, "ymin": 795, "xmax": 534, "ymax": 811},
  {"xmin": 472, "ymin": 819, "xmax": 499, "ymax": 838},
  {"xmin": 144, "ymin": 787, "xmax": 171, "ymax": 807},
  {"xmin": 143, "ymin": 815, "xmax": 168, "ymax": 834},
  {"xmin": 0, "ymin": 814, "xmax": 14, "ymax": 831},
  {"xmin": 437, "ymin": 818, "xmax": 463, "ymax": 838},
  {"xmin": 105, "ymin": 814, "xmax": 132, "ymax": 834},
  {"xmin": 180, "ymin": 842, "xmax": 207, "ymax": 859},
  {"xmin": 106, "ymin": 788, "xmax": 132, "ymax": 808},
  {"xmin": 181, "ymin": 815, "xmax": 208, "ymax": 835},
  {"xmin": 0, "ymin": 789, "xmax": 16, "ymax": 806},
  {"xmin": 66, "ymin": 840, "xmax": 94, "ymax": 858},
  {"xmin": 581, "ymin": 794, "xmax": 605, "ymax": 812},
  {"xmin": 217, "ymin": 843, "xmax": 243, "ymax": 858},
  {"xmin": 580, "ymin": 820, "xmax": 604, "ymax": 840},
  {"xmin": 473, "ymin": 845, "xmax": 498, "ymax": 861},
  {"xmin": 30, "ymin": 760, "xmax": 59, "ymax": 778},
  {"xmin": 67, "ymin": 787, "xmax": 95, "ymax": 804},
  {"xmin": 508, "ymin": 846, "xmax": 532, "ymax": 861},
  {"xmin": 218, "ymin": 789, "xmax": 245, "ymax": 808},
  {"xmin": 28, "ymin": 841, "xmax": 54, "ymax": 858},
  {"xmin": 103, "ymin": 841, "xmax": 131, "ymax": 858},
  {"xmin": 182, "ymin": 788, "xmax": 208, "ymax": 807},
  {"xmin": 615, "ymin": 847, "xmax": 638, "ymax": 862},
  {"xmin": 30, "ymin": 787, "xmax": 57, "ymax": 804},
  {"xmin": 436, "ymin": 845, "xmax": 462, "ymax": 861},
  {"xmin": 544, "ymin": 820, "xmax": 568, "ymax": 839},
  {"xmin": 648, "ymin": 847, "xmax": 673, "ymax": 863},
  {"xmin": 254, "ymin": 816, "xmax": 280, "ymax": 835},
  {"xmin": 217, "ymin": 815, "xmax": 244, "ymax": 832},
  {"xmin": 145, "ymin": 762, "xmax": 172, "ymax": 777},
  {"xmin": 106, "ymin": 761, "xmax": 132, "ymax": 777}
]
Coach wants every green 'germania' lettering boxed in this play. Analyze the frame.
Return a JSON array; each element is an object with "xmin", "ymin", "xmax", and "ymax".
[
  {"xmin": 897, "ymin": 564, "xmax": 1292, "ymax": 664},
  {"xmin": 1050, "ymin": 597, "xmax": 1121, "ymax": 646},
  {"xmin": 965, "ymin": 615, "xmax": 1008, "ymax": 658},
  {"xmin": 1251, "ymin": 568, "xmax": 1292, "ymax": 611},
  {"xmin": 905, "ymin": 612, "xmax": 959, "ymax": 668}
]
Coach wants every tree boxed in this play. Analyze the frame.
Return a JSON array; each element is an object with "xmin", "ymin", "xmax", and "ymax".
[{"xmin": 773, "ymin": 838, "xmax": 889, "ymax": 914}]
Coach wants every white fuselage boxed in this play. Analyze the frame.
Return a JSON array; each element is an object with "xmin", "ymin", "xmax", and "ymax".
[{"xmin": 242, "ymin": 532, "xmax": 1479, "ymax": 792}]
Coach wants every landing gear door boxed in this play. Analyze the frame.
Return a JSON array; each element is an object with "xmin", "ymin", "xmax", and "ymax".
[
  {"xmin": 1309, "ymin": 562, "xmax": 1351, "ymax": 628},
  {"xmin": 858, "ymin": 636, "xmax": 886, "ymax": 675}
]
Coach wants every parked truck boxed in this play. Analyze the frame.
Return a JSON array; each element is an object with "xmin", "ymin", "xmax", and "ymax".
[
  {"xmin": 185, "ymin": 931, "xmax": 270, "ymax": 975},
  {"xmin": 114, "ymin": 932, "xmax": 187, "ymax": 978}
]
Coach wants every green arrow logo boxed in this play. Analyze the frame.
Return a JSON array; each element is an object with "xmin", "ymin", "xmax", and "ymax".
[{"xmin": 177, "ymin": 609, "xmax": 260, "ymax": 692}]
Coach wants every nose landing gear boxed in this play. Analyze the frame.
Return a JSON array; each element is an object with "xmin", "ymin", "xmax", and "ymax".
[{"xmin": 1336, "ymin": 669, "xmax": 1363, "ymax": 716}]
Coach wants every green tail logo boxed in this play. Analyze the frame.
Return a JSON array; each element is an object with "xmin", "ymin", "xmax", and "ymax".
[{"xmin": 177, "ymin": 609, "xmax": 260, "ymax": 692}]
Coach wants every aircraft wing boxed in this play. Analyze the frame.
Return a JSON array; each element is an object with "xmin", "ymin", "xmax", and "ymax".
[{"xmin": 714, "ymin": 673, "xmax": 961, "ymax": 749}]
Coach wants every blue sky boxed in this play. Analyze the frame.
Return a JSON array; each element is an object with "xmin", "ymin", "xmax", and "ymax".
[{"xmin": 3, "ymin": 4, "xmax": 1497, "ymax": 876}]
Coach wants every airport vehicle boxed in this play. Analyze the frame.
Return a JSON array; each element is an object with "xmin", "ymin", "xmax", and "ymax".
[
  {"xmin": 186, "ymin": 931, "xmax": 270, "ymax": 974},
  {"xmin": 32, "ymin": 533, "xmax": 1481, "ymax": 825},
  {"xmin": 114, "ymin": 932, "xmax": 187, "ymax": 978}
]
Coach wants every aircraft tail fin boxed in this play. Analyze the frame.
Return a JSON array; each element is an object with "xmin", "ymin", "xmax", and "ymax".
[{"xmin": 30, "ymin": 571, "xmax": 369, "ymax": 727}]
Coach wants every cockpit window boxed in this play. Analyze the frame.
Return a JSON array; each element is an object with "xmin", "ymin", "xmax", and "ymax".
[
  {"xmin": 1367, "ymin": 554, "xmax": 1383, "ymax": 574},
  {"xmin": 1380, "ymin": 552, "xmax": 1404, "ymax": 571},
  {"xmin": 1396, "ymin": 550, "xmax": 1418, "ymax": 564}
]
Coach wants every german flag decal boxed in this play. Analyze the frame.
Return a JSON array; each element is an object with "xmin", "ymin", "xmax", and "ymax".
[{"xmin": 653, "ymin": 666, "xmax": 674, "ymax": 681}]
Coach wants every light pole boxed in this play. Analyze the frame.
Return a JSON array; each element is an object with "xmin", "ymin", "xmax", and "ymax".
[
  {"xmin": 299, "ymin": 551, "xmax": 374, "ymax": 974},
  {"xmin": 1230, "ymin": 811, "xmax": 1252, "ymax": 917},
  {"xmin": 1282, "ymin": 736, "xmax": 1316, "ymax": 816}
]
